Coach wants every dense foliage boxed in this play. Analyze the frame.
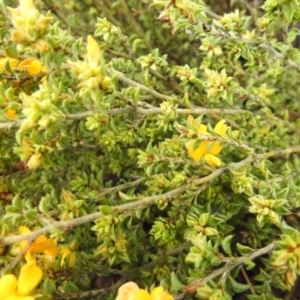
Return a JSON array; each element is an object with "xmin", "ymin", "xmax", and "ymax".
[{"xmin": 1, "ymin": 0, "xmax": 300, "ymax": 299}]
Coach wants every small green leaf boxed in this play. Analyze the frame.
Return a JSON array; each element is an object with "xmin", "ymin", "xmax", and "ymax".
[
  {"xmin": 135, "ymin": 208, "xmax": 143, "ymax": 219},
  {"xmin": 236, "ymin": 243, "xmax": 253, "ymax": 255},
  {"xmin": 171, "ymin": 272, "xmax": 185, "ymax": 291},
  {"xmin": 228, "ymin": 276, "xmax": 249, "ymax": 293},
  {"xmin": 287, "ymin": 28, "xmax": 300, "ymax": 43},
  {"xmin": 118, "ymin": 191, "xmax": 137, "ymax": 202},
  {"xmin": 221, "ymin": 235, "xmax": 233, "ymax": 256},
  {"xmin": 5, "ymin": 46, "xmax": 18, "ymax": 59},
  {"xmin": 243, "ymin": 257, "xmax": 255, "ymax": 270},
  {"xmin": 42, "ymin": 278, "xmax": 57, "ymax": 294},
  {"xmin": 100, "ymin": 205, "xmax": 114, "ymax": 215}
]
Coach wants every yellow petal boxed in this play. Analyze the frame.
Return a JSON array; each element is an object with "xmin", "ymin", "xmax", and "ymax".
[
  {"xmin": 210, "ymin": 141, "xmax": 222, "ymax": 155},
  {"xmin": 24, "ymin": 250, "xmax": 36, "ymax": 263},
  {"xmin": 19, "ymin": 59, "xmax": 46, "ymax": 75},
  {"xmin": 6, "ymin": 296, "xmax": 35, "ymax": 300},
  {"xmin": 18, "ymin": 226, "xmax": 31, "ymax": 250},
  {"xmin": 188, "ymin": 140, "xmax": 210, "ymax": 162},
  {"xmin": 151, "ymin": 286, "xmax": 164, "ymax": 297},
  {"xmin": 18, "ymin": 58, "xmax": 35, "ymax": 68},
  {"xmin": 116, "ymin": 282, "xmax": 139, "ymax": 300},
  {"xmin": 17, "ymin": 261, "xmax": 43, "ymax": 296},
  {"xmin": 5, "ymin": 109, "xmax": 17, "ymax": 119},
  {"xmin": 19, "ymin": 0, "xmax": 36, "ymax": 10},
  {"xmin": 187, "ymin": 115, "xmax": 208, "ymax": 134},
  {"xmin": 18, "ymin": 226, "xmax": 31, "ymax": 235},
  {"xmin": 43, "ymin": 239, "xmax": 58, "ymax": 258},
  {"xmin": 187, "ymin": 115, "xmax": 195, "ymax": 125},
  {"xmin": 204, "ymin": 153, "xmax": 221, "ymax": 167},
  {"xmin": 151, "ymin": 286, "xmax": 174, "ymax": 300},
  {"xmin": 30, "ymin": 236, "xmax": 51, "ymax": 253},
  {"xmin": 0, "ymin": 58, "xmax": 19, "ymax": 74},
  {"xmin": 60, "ymin": 247, "xmax": 75, "ymax": 267},
  {"xmin": 87, "ymin": 35, "xmax": 102, "ymax": 68},
  {"xmin": 0, "ymin": 274, "xmax": 18, "ymax": 298},
  {"xmin": 214, "ymin": 119, "xmax": 228, "ymax": 136},
  {"xmin": 134, "ymin": 289, "xmax": 152, "ymax": 300},
  {"xmin": 198, "ymin": 124, "xmax": 208, "ymax": 134}
]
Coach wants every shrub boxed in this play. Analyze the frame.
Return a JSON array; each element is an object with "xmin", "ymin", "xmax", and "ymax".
[{"xmin": 1, "ymin": 0, "xmax": 300, "ymax": 299}]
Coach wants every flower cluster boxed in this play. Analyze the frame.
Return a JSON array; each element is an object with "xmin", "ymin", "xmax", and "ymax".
[
  {"xmin": 17, "ymin": 226, "xmax": 58, "ymax": 263},
  {"xmin": 12, "ymin": 226, "xmax": 75, "ymax": 267},
  {"xmin": 116, "ymin": 282, "xmax": 174, "ymax": 300},
  {"xmin": 1, "ymin": 56, "xmax": 48, "ymax": 120},
  {"xmin": 68, "ymin": 35, "xmax": 114, "ymax": 91},
  {"xmin": 272, "ymin": 227, "xmax": 300, "ymax": 290},
  {"xmin": 1, "ymin": 226, "xmax": 76, "ymax": 299},
  {"xmin": 186, "ymin": 116, "xmax": 229, "ymax": 167},
  {"xmin": 7, "ymin": 0, "xmax": 53, "ymax": 51}
]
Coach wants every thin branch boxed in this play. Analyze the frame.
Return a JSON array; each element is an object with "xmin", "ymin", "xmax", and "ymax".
[
  {"xmin": 115, "ymin": 72, "xmax": 170, "ymax": 100},
  {"xmin": 0, "ymin": 120, "xmax": 23, "ymax": 129},
  {"xmin": 93, "ymin": 177, "xmax": 145, "ymax": 202},
  {"xmin": 240, "ymin": 265, "xmax": 256, "ymax": 295},
  {"xmin": 0, "ymin": 107, "xmax": 250, "ymax": 130},
  {"xmin": 181, "ymin": 242, "xmax": 276, "ymax": 295},
  {"xmin": 1, "ymin": 240, "xmax": 31, "ymax": 275},
  {"xmin": 0, "ymin": 186, "xmax": 187, "ymax": 246}
]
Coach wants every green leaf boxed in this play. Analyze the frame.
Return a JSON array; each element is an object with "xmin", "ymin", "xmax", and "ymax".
[
  {"xmin": 61, "ymin": 281, "xmax": 79, "ymax": 293},
  {"xmin": 171, "ymin": 272, "xmax": 185, "ymax": 291},
  {"xmin": 228, "ymin": 276, "xmax": 249, "ymax": 293},
  {"xmin": 42, "ymin": 278, "xmax": 57, "ymax": 294},
  {"xmin": 100, "ymin": 205, "xmax": 114, "ymax": 215},
  {"xmin": 118, "ymin": 191, "xmax": 137, "ymax": 202},
  {"xmin": 243, "ymin": 257, "xmax": 255, "ymax": 270},
  {"xmin": 135, "ymin": 208, "xmax": 143, "ymax": 219},
  {"xmin": 282, "ymin": 4, "xmax": 294, "ymax": 23},
  {"xmin": 221, "ymin": 235, "xmax": 233, "ymax": 256},
  {"xmin": 236, "ymin": 243, "xmax": 253, "ymax": 255},
  {"xmin": 5, "ymin": 46, "xmax": 18, "ymax": 59},
  {"xmin": 287, "ymin": 28, "xmax": 300, "ymax": 43}
]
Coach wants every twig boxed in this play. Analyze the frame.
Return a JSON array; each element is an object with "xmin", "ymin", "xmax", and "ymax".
[
  {"xmin": 1, "ymin": 240, "xmax": 31, "ymax": 274},
  {"xmin": 0, "ymin": 107, "xmax": 250, "ymax": 130},
  {"xmin": 240, "ymin": 265, "xmax": 256, "ymax": 295},
  {"xmin": 182, "ymin": 242, "xmax": 276, "ymax": 295}
]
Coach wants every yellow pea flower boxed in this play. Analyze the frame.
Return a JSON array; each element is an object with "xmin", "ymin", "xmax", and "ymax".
[
  {"xmin": 214, "ymin": 119, "xmax": 229, "ymax": 136},
  {"xmin": 18, "ymin": 58, "xmax": 47, "ymax": 75},
  {"xmin": 0, "ymin": 261, "xmax": 43, "ymax": 300},
  {"xmin": 5, "ymin": 109, "xmax": 18, "ymax": 119},
  {"xmin": 59, "ymin": 247, "xmax": 76, "ymax": 267},
  {"xmin": 187, "ymin": 116, "xmax": 228, "ymax": 168},
  {"xmin": 0, "ymin": 58, "xmax": 19, "ymax": 74},
  {"xmin": 116, "ymin": 282, "xmax": 174, "ymax": 300},
  {"xmin": 86, "ymin": 35, "xmax": 104, "ymax": 69},
  {"xmin": 18, "ymin": 226, "xmax": 58, "ymax": 262}
]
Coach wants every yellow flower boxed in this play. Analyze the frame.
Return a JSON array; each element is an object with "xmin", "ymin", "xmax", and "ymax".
[
  {"xmin": 59, "ymin": 247, "xmax": 76, "ymax": 267},
  {"xmin": 214, "ymin": 119, "xmax": 229, "ymax": 137},
  {"xmin": 18, "ymin": 226, "xmax": 58, "ymax": 262},
  {"xmin": 0, "ymin": 261, "xmax": 43, "ymax": 300},
  {"xmin": 5, "ymin": 109, "xmax": 18, "ymax": 119},
  {"xmin": 187, "ymin": 116, "xmax": 228, "ymax": 168},
  {"xmin": 116, "ymin": 282, "xmax": 174, "ymax": 300},
  {"xmin": 18, "ymin": 58, "xmax": 47, "ymax": 75},
  {"xmin": 86, "ymin": 35, "xmax": 103, "ymax": 69},
  {"xmin": 19, "ymin": 0, "xmax": 35, "ymax": 10},
  {"xmin": 0, "ymin": 58, "xmax": 19, "ymax": 74}
]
